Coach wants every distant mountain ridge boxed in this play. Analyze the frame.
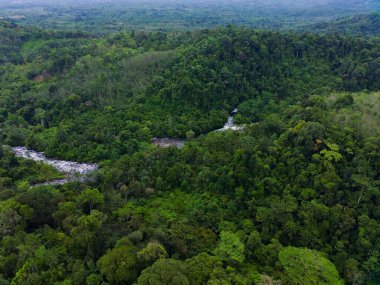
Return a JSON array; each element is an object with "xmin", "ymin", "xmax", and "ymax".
[
  {"xmin": 0, "ymin": 0, "xmax": 379, "ymax": 33},
  {"xmin": 305, "ymin": 12, "xmax": 380, "ymax": 36}
]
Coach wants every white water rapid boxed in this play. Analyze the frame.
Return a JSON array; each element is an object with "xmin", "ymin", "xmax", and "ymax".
[{"xmin": 11, "ymin": 146, "xmax": 98, "ymax": 186}]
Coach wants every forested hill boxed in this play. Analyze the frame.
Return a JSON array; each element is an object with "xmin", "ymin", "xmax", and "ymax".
[
  {"xmin": 1, "ymin": 23, "xmax": 380, "ymax": 161},
  {"xmin": 0, "ymin": 21, "xmax": 379, "ymax": 285},
  {"xmin": 306, "ymin": 12, "xmax": 380, "ymax": 36},
  {"xmin": 0, "ymin": 0, "xmax": 379, "ymax": 33},
  {"xmin": 0, "ymin": 21, "xmax": 93, "ymax": 64},
  {"xmin": 0, "ymin": 21, "xmax": 39, "ymax": 64}
]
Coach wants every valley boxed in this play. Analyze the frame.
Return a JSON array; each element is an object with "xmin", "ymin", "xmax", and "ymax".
[{"xmin": 0, "ymin": 2, "xmax": 379, "ymax": 285}]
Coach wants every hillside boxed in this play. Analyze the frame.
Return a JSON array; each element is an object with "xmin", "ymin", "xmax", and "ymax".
[
  {"xmin": 0, "ymin": 0, "xmax": 379, "ymax": 33},
  {"xmin": 307, "ymin": 12, "xmax": 380, "ymax": 36},
  {"xmin": 0, "ymin": 21, "xmax": 379, "ymax": 285},
  {"xmin": 0, "ymin": 21, "xmax": 29, "ymax": 63},
  {"xmin": 1, "ymin": 24, "xmax": 380, "ymax": 161}
]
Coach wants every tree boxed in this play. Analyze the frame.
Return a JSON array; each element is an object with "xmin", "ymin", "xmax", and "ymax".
[
  {"xmin": 33, "ymin": 108, "xmax": 47, "ymax": 128},
  {"xmin": 0, "ymin": 208, "xmax": 22, "ymax": 237},
  {"xmin": 185, "ymin": 253, "xmax": 222, "ymax": 285},
  {"xmin": 214, "ymin": 231, "xmax": 245, "ymax": 264},
  {"xmin": 11, "ymin": 244, "xmax": 69, "ymax": 285},
  {"xmin": 352, "ymin": 174, "xmax": 377, "ymax": 207},
  {"xmin": 86, "ymin": 274, "xmax": 103, "ymax": 285},
  {"xmin": 207, "ymin": 266, "xmax": 251, "ymax": 285},
  {"xmin": 137, "ymin": 242, "xmax": 168, "ymax": 267},
  {"xmin": 363, "ymin": 250, "xmax": 380, "ymax": 284},
  {"xmin": 135, "ymin": 259, "xmax": 189, "ymax": 285},
  {"xmin": 97, "ymin": 240, "xmax": 138, "ymax": 284},
  {"xmin": 0, "ymin": 199, "xmax": 33, "ymax": 237},
  {"xmin": 0, "ymin": 275, "xmax": 8, "ymax": 285},
  {"xmin": 186, "ymin": 130, "xmax": 195, "ymax": 139},
  {"xmin": 78, "ymin": 188, "xmax": 104, "ymax": 213},
  {"xmin": 257, "ymin": 275, "xmax": 282, "ymax": 285},
  {"xmin": 278, "ymin": 247, "xmax": 343, "ymax": 285},
  {"xmin": 53, "ymin": 201, "xmax": 81, "ymax": 230},
  {"xmin": 16, "ymin": 186, "xmax": 64, "ymax": 228},
  {"xmin": 70, "ymin": 210, "xmax": 107, "ymax": 250}
]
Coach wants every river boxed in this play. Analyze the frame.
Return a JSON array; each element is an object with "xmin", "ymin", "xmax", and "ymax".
[
  {"xmin": 10, "ymin": 108, "xmax": 242, "ymax": 185},
  {"xmin": 214, "ymin": 108, "xmax": 244, "ymax": 131},
  {"xmin": 152, "ymin": 108, "xmax": 244, "ymax": 147},
  {"xmin": 11, "ymin": 146, "xmax": 98, "ymax": 186}
]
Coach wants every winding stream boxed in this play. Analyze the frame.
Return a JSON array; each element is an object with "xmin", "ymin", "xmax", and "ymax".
[
  {"xmin": 153, "ymin": 108, "xmax": 244, "ymax": 147},
  {"xmin": 11, "ymin": 108, "xmax": 242, "ymax": 185},
  {"xmin": 215, "ymin": 108, "xmax": 244, "ymax": 131},
  {"xmin": 11, "ymin": 147, "xmax": 98, "ymax": 186}
]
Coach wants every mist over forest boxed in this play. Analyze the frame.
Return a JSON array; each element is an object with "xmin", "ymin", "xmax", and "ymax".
[{"xmin": 1, "ymin": 0, "xmax": 379, "ymax": 32}]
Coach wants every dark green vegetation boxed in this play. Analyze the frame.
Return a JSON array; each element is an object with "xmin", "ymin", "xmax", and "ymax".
[
  {"xmin": 2, "ymin": 23, "xmax": 380, "ymax": 161},
  {"xmin": 0, "ymin": 15, "xmax": 380, "ymax": 285},
  {"xmin": 307, "ymin": 12, "xmax": 380, "ymax": 36},
  {"xmin": 1, "ymin": 0, "xmax": 379, "ymax": 33},
  {"xmin": 0, "ymin": 146, "xmax": 62, "ymax": 190}
]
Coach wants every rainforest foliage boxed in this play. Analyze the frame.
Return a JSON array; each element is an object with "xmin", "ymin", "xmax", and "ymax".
[
  {"xmin": 0, "ymin": 20, "xmax": 379, "ymax": 285},
  {"xmin": 2, "ymin": 23, "xmax": 380, "ymax": 161},
  {"xmin": 1, "ymin": 0, "xmax": 378, "ymax": 33},
  {"xmin": 307, "ymin": 12, "xmax": 380, "ymax": 36}
]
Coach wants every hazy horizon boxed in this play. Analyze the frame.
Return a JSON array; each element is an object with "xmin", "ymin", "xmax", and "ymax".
[{"xmin": 1, "ymin": 0, "xmax": 379, "ymax": 33}]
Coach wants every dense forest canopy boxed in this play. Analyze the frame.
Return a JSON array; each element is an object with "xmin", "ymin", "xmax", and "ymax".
[
  {"xmin": 1, "ymin": 23, "xmax": 380, "ymax": 161},
  {"xmin": 305, "ymin": 12, "xmax": 380, "ymax": 36},
  {"xmin": 1, "ymin": 0, "xmax": 380, "ymax": 33},
  {"xmin": 0, "ymin": 1, "xmax": 380, "ymax": 285}
]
